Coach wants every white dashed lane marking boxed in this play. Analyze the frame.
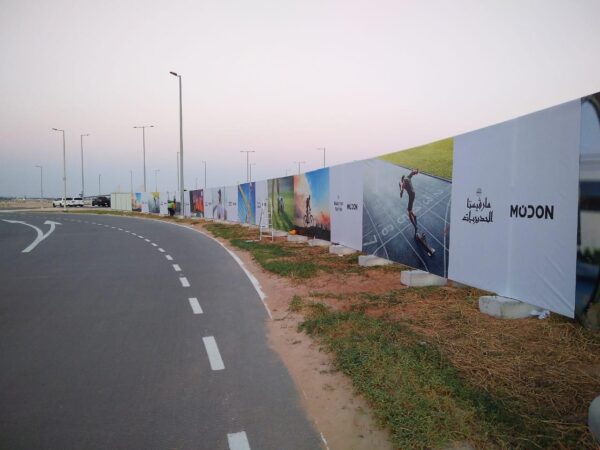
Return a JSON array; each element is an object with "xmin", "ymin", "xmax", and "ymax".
[
  {"xmin": 166, "ymin": 255, "xmax": 173, "ymax": 261},
  {"xmin": 172, "ymin": 264, "xmax": 181, "ymax": 272},
  {"xmin": 227, "ymin": 431, "xmax": 251, "ymax": 450},
  {"xmin": 203, "ymin": 336, "xmax": 225, "ymax": 371},
  {"xmin": 145, "ymin": 239, "xmax": 150, "ymax": 242},
  {"xmin": 179, "ymin": 277, "xmax": 190, "ymax": 287},
  {"xmin": 188, "ymin": 298, "xmax": 203, "ymax": 314},
  {"xmin": 158, "ymin": 248, "xmax": 165, "ymax": 253},
  {"xmin": 151, "ymin": 243, "xmax": 158, "ymax": 247}
]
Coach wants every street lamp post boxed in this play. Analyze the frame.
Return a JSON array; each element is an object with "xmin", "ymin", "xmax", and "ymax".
[
  {"xmin": 170, "ymin": 71, "xmax": 184, "ymax": 218},
  {"xmin": 154, "ymin": 169, "xmax": 160, "ymax": 192},
  {"xmin": 51, "ymin": 128, "xmax": 67, "ymax": 211},
  {"xmin": 130, "ymin": 170, "xmax": 133, "ymax": 194},
  {"xmin": 80, "ymin": 134, "xmax": 90, "ymax": 199},
  {"xmin": 133, "ymin": 125, "xmax": 153, "ymax": 192},
  {"xmin": 202, "ymin": 161, "xmax": 207, "ymax": 190},
  {"xmin": 35, "ymin": 165, "xmax": 43, "ymax": 208},
  {"xmin": 98, "ymin": 174, "xmax": 101, "ymax": 195},
  {"xmin": 177, "ymin": 152, "xmax": 180, "ymax": 191},
  {"xmin": 240, "ymin": 150, "xmax": 255, "ymax": 183},
  {"xmin": 317, "ymin": 147, "xmax": 326, "ymax": 168},
  {"xmin": 293, "ymin": 161, "xmax": 306, "ymax": 175},
  {"xmin": 250, "ymin": 163, "xmax": 256, "ymax": 182}
]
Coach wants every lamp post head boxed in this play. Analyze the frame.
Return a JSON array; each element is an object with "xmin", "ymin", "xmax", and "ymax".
[{"xmin": 170, "ymin": 71, "xmax": 179, "ymax": 77}]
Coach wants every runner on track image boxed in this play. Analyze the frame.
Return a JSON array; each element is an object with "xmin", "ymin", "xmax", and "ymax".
[{"xmin": 362, "ymin": 139, "xmax": 453, "ymax": 277}]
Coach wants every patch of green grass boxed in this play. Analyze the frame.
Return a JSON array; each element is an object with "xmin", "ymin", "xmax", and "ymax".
[
  {"xmin": 205, "ymin": 223, "xmax": 251, "ymax": 240},
  {"xmin": 299, "ymin": 305, "xmax": 548, "ymax": 449},
  {"xmin": 289, "ymin": 295, "xmax": 304, "ymax": 312},
  {"xmin": 230, "ymin": 239, "xmax": 318, "ymax": 278},
  {"xmin": 379, "ymin": 137, "xmax": 453, "ymax": 180},
  {"xmin": 270, "ymin": 190, "xmax": 295, "ymax": 231}
]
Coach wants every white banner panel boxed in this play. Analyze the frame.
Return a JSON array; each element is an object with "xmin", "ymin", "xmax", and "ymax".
[
  {"xmin": 204, "ymin": 188, "xmax": 214, "ymax": 219},
  {"xmin": 330, "ymin": 161, "xmax": 364, "ymax": 250},
  {"xmin": 225, "ymin": 185, "xmax": 239, "ymax": 222},
  {"xmin": 210, "ymin": 187, "xmax": 227, "ymax": 220},
  {"xmin": 141, "ymin": 193, "xmax": 150, "ymax": 213},
  {"xmin": 449, "ymin": 100, "xmax": 581, "ymax": 317},
  {"xmin": 183, "ymin": 191, "xmax": 191, "ymax": 217},
  {"xmin": 159, "ymin": 191, "xmax": 169, "ymax": 215},
  {"xmin": 255, "ymin": 180, "xmax": 268, "ymax": 226}
]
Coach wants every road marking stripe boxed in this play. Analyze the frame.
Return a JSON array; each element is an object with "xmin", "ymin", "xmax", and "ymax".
[
  {"xmin": 203, "ymin": 336, "xmax": 225, "ymax": 371},
  {"xmin": 188, "ymin": 297, "xmax": 203, "ymax": 314},
  {"xmin": 138, "ymin": 235, "xmax": 144, "ymax": 239},
  {"xmin": 227, "ymin": 432, "xmax": 250, "ymax": 450},
  {"xmin": 131, "ymin": 233, "xmax": 137, "ymax": 236},
  {"xmin": 173, "ymin": 264, "xmax": 181, "ymax": 272},
  {"xmin": 151, "ymin": 243, "xmax": 158, "ymax": 247},
  {"xmin": 118, "ymin": 228, "xmax": 122, "ymax": 230},
  {"xmin": 158, "ymin": 248, "xmax": 165, "ymax": 252},
  {"xmin": 166, "ymin": 255, "xmax": 173, "ymax": 260},
  {"xmin": 145, "ymin": 238, "xmax": 150, "ymax": 242},
  {"xmin": 179, "ymin": 277, "xmax": 190, "ymax": 287}
]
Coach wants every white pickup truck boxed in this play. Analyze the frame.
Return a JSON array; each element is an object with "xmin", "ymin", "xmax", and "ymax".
[{"xmin": 52, "ymin": 197, "xmax": 84, "ymax": 207}]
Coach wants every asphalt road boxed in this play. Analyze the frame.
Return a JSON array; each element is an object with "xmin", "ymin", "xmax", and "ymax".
[{"xmin": 0, "ymin": 212, "xmax": 322, "ymax": 450}]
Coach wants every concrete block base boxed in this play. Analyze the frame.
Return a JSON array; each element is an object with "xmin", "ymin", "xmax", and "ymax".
[
  {"xmin": 358, "ymin": 255, "xmax": 393, "ymax": 267},
  {"xmin": 590, "ymin": 396, "xmax": 600, "ymax": 444},
  {"xmin": 329, "ymin": 245, "xmax": 358, "ymax": 256},
  {"xmin": 272, "ymin": 230, "xmax": 288, "ymax": 238},
  {"xmin": 287, "ymin": 234, "xmax": 308, "ymax": 243},
  {"xmin": 308, "ymin": 239, "xmax": 330, "ymax": 247},
  {"xmin": 450, "ymin": 280, "xmax": 471, "ymax": 288},
  {"xmin": 400, "ymin": 270, "xmax": 447, "ymax": 287},
  {"xmin": 479, "ymin": 296, "xmax": 542, "ymax": 319}
]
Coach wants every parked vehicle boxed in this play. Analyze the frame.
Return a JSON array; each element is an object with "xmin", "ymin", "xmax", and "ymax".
[
  {"xmin": 92, "ymin": 196, "xmax": 111, "ymax": 207},
  {"xmin": 52, "ymin": 197, "xmax": 84, "ymax": 207}
]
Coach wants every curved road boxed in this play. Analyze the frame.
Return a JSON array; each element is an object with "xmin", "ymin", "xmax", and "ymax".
[{"xmin": 0, "ymin": 212, "xmax": 322, "ymax": 450}]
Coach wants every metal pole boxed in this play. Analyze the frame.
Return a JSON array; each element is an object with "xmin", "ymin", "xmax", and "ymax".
[
  {"xmin": 134, "ymin": 125, "xmax": 153, "ymax": 193},
  {"xmin": 154, "ymin": 169, "xmax": 159, "ymax": 192},
  {"xmin": 142, "ymin": 127, "xmax": 146, "ymax": 192},
  {"xmin": 177, "ymin": 152, "xmax": 180, "ymax": 190},
  {"xmin": 170, "ymin": 72, "xmax": 184, "ymax": 218},
  {"xmin": 35, "ymin": 165, "xmax": 43, "ymax": 208},
  {"xmin": 250, "ymin": 163, "xmax": 255, "ymax": 182},
  {"xmin": 81, "ymin": 134, "xmax": 89, "ymax": 199},
  {"xmin": 203, "ymin": 161, "xmax": 207, "ymax": 190},
  {"xmin": 98, "ymin": 174, "xmax": 101, "ymax": 195},
  {"xmin": 240, "ymin": 150, "xmax": 255, "ymax": 183},
  {"xmin": 130, "ymin": 170, "xmax": 133, "ymax": 194},
  {"xmin": 317, "ymin": 147, "xmax": 326, "ymax": 168}
]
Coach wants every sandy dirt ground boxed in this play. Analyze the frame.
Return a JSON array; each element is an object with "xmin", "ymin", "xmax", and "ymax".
[{"xmin": 193, "ymin": 224, "xmax": 398, "ymax": 450}]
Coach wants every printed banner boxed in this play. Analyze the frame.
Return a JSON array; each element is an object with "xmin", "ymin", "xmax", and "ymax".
[
  {"xmin": 363, "ymin": 139, "xmax": 453, "ymax": 277},
  {"xmin": 159, "ymin": 191, "xmax": 169, "ymax": 215},
  {"xmin": 448, "ymin": 100, "xmax": 580, "ymax": 317},
  {"xmin": 255, "ymin": 180, "xmax": 268, "ymax": 227},
  {"xmin": 330, "ymin": 162, "xmax": 363, "ymax": 249},
  {"xmin": 576, "ymin": 94, "xmax": 600, "ymax": 321},
  {"xmin": 190, "ymin": 189, "xmax": 204, "ymax": 218},
  {"xmin": 210, "ymin": 187, "xmax": 228, "ymax": 220},
  {"xmin": 148, "ymin": 192, "xmax": 160, "ymax": 214},
  {"xmin": 238, "ymin": 182, "xmax": 256, "ymax": 224},
  {"xmin": 269, "ymin": 176, "xmax": 294, "ymax": 231},
  {"xmin": 141, "ymin": 193, "xmax": 150, "ymax": 213},
  {"xmin": 294, "ymin": 168, "xmax": 330, "ymax": 240},
  {"xmin": 132, "ymin": 192, "xmax": 142, "ymax": 212}
]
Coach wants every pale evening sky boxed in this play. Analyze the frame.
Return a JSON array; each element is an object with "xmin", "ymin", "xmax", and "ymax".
[{"xmin": 1, "ymin": 0, "xmax": 599, "ymax": 197}]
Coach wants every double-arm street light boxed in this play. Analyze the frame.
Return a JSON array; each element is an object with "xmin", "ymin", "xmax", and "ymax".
[
  {"xmin": 170, "ymin": 71, "xmax": 184, "ymax": 218},
  {"xmin": 293, "ymin": 161, "xmax": 306, "ymax": 175},
  {"xmin": 80, "ymin": 134, "xmax": 90, "ymax": 199},
  {"xmin": 133, "ymin": 125, "xmax": 153, "ymax": 192},
  {"xmin": 51, "ymin": 128, "xmax": 67, "ymax": 211}
]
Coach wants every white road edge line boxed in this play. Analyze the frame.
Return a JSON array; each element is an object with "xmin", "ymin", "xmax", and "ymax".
[
  {"xmin": 165, "ymin": 255, "xmax": 173, "ymax": 260},
  {"xmin": 227, "ymin": 431, "xmax": 251, "ymax": 450},
  {"xmin": 179, "ymin": 277, "xmax": 190, "ymax": 287},
  {"xmin": 172, "ymin": 264, "xmax": 181, "ymax": 272},
  {"xmin": 203, "ymin": 336, "xmax": 225, "ymax": 371},
  {"xmin": 172, "ymin": 224, "xmax": 272, "ymax": 320},
  {"xmin": 188, "ymin": 297, "xmax": 203, "ymax": 314}
]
